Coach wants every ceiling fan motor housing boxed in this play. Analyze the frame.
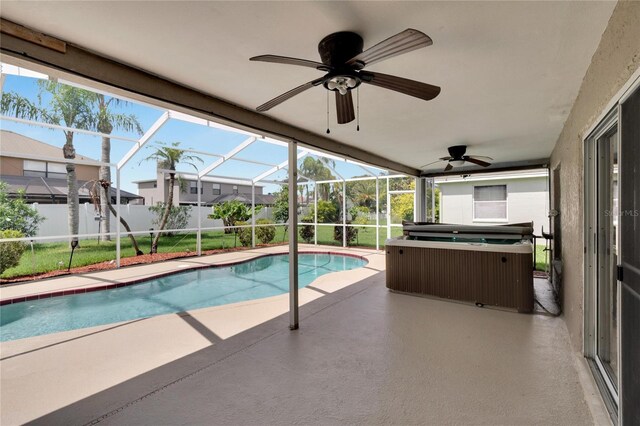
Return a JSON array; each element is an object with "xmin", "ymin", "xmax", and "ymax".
[
  {"xmin": 318, "ymin": 32, "xmax": 364, "ymax": 67},
  {"xmin": 448, "ymin": 145, "xmax": 467, "ymax": 159}
]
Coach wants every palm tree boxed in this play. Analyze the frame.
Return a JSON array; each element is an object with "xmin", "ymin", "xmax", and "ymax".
[
  {"xmin": 1, "ymin": 81, "xmax": 94, "ymax": 247},
  {"xmin": 142, "ymin": 142, "xmax": 202, "ymax": 253},
  {"xmin": 90, "ymin": 94, "xmax": 143, "ymax": 241}
]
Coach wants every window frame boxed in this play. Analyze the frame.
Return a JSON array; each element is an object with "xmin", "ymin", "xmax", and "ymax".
[{"xmin": 472, "ymin": 184, "xmax": 508, "ymax": 222}]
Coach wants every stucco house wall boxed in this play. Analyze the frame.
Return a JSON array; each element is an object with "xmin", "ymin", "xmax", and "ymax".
[
  {"xmin": 550, "ymin": 0, "xmax": 640, "ymax": 351},
  {"xmin": 438, "ymin": 175, "xmax": 549, "ymax": 233}
]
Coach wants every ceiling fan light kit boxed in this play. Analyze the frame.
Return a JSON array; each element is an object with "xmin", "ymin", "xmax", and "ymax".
[{"xmin": 251, "ymin": 28, "xmax": 440, "ymax": 128}]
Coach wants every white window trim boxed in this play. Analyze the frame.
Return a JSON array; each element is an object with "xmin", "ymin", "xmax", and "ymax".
[{"xmin": 472, "ymin": 184, "xmax": 508, "ymax": 222}]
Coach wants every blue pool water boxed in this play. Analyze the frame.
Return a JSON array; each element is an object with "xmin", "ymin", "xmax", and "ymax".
[{"xmin": 0, "ymin": 254, "xmax": 367, "ymax": 342}]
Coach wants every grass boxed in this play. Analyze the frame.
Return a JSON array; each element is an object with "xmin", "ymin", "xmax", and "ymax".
[
  {"xmin": 534, "ymin": 244, "xmax": 548, "ymax": 272},
  {"xmin": 1, "ymin": 225, "xmax": 546, "ymax": 279}
]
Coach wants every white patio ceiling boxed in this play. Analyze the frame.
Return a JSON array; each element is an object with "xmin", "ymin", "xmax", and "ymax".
[{"xmin": 0, "ymin": 1, "xmax": 615, "ymax": 173}]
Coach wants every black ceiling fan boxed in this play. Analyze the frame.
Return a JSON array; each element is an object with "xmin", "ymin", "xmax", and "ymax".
[
  {"xmin": 421, "ymin": 145, "xmax": 493, "ymax": 172},
  {"xmin": 250, "ymin": 29, "xmax": 440, "ymax": 124}
]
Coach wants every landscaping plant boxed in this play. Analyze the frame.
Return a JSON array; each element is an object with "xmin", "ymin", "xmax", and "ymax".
[
  {"xmin": 141, "ymin": 142, "xmax": 203, "ymax": 253},
  {"xmin": 0, "ymin": 182, "xmax": 44, "ymax": 237},
  {"xmin": 149, "ymin": 203, "xmax": 192, "ymax": 236},
  {"xmin": 0, "ymin": 230, "xmax": 26, "ymax": 274},
  {"xmin": 255, "ymin": 218, "xmax": 276, "ymax": 244}
]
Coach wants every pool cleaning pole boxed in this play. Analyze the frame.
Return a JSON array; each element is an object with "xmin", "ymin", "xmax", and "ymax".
[{"xmin": 288, "ymin": 140, "xmax": 299, "ymax": 330}]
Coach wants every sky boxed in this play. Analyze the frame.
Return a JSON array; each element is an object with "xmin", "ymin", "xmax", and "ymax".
[{"xmin": 0, "ymin": 63, "xmax": 389, "ymax": 195}]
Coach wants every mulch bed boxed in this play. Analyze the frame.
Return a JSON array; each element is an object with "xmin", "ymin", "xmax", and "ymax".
[{"xmin": 0, "ymin": 246, "xmax": 259, "ymax": 284}]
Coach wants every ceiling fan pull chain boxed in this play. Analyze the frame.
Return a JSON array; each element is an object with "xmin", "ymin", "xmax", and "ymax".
[
  {"xmin": 357, "ymin": 86, "xmax": 360, "ymax": 131},
  {"xmin": 326, "ymin": 90, "xmax": 331, "ymax": 134}
]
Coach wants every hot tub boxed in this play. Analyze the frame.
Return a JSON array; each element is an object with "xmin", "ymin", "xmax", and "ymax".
[{"xmin": 385, "ymin": 223, "xmax": 534, "ymax": 313}]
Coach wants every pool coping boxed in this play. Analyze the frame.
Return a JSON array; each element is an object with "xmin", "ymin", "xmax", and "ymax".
[{"xmin": 0, "ymin": 250, "xmax": 370, "ymax": 306}]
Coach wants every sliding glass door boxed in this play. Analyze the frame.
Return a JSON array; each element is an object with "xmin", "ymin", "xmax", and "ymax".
[
  {"xmin": 595, "ymin": 127, "xmax": 619, "ymax": 395},
  {"xmin": 585, "ymin": 109, "xmax": 620, "ymax": 418}
]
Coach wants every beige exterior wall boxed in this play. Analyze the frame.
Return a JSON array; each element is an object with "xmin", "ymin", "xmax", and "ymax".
[
  {"xmin": 549, "ymin": 0, "xmax": 640, "ymax": 351},
  {"xmin": 75, "ymin": 164, "xmax": 99, "ymax": 181},
  {"xmin": 0, "ymin": 156, "xmax": 98, "ymax": 181},
  {"xmin": 0, "ymin": 156, "xmax": 23, "ymax": 175},
  {"xmin": 439, "ymin": 176, "xmax": 549, "ymax": 233}
]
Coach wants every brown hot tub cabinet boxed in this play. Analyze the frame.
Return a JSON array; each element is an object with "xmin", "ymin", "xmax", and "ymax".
[{"xmin": 385, "ymin": 223, "xmax": 534, "ymax": 313}]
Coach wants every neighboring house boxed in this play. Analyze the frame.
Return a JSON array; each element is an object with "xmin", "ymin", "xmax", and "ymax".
[
  {"xmin": 0, "ymin": 130, "xmax": 141, "ymax": 204},
  {"xmin": 436, "ymin": 169, "xmax": 549, "ymax": 234},
  {"xmin": 134, "ymin": 167, "xmax": 275, "ymax": 207}
]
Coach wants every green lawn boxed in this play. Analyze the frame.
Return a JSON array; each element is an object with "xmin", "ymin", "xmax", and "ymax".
[{"xmin": 1, "ymin": 226, "xmax": 546, "ymax": 279}]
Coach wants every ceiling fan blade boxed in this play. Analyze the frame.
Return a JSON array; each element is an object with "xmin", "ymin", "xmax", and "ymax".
[
  {"xmin": 250, "ymin": 55, "xmax": 331, "ymax": 71},
  {"xmin": 336, "ymin": 91, "xmax": 355, "ymax": 124},
  {"xmin": 444, "ymin": 163, "xmax": 453, "ymax": 172},
  {"xmin": 466, "ymin": 155, "xmax": 494, "ymax": 161},
  {"xmin": 420, "ymin": 159, "xmax": 447, "ymax": 169},
  {"xmin": 464, "ymin": 157, "xmax": 491, "ymax": 167},
  {"xmin": 256, "ymin": 78, "xmax": 324, "ymax": 112},
  {"xmin": 360, "ymin": 71, "xmax": 441, "ymax": 101},
  {"xmin": 346, "ymin": 29, "xmax": 432, "ymax": 69}
]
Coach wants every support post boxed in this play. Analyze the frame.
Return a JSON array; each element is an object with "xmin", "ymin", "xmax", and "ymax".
[
  {"xmin": 376, "ymin": 177, "xmax": 380, "ymax": 251},
  {"xmin": 197, "ymin": 176, "xmax": 202, "ymax": 256},
  {"xmin": 386, "ymin": 177, "xmax": 391, "ymax": 240},
  {"xmin": 251, "ymin": 183, "xmax": 256, "ymax": 248},
  {"xmin": 116, "ymin": 168, "xmax": 121, "ymax": 268},
  {"xmin": 415, "ymin": 177, "xmax": 427, "ymax": 222},
  {"xmin": 342, "ymin": 180, "xmax": 347, "ymax": 248},
  {"xmin": 288, "ymin": 141, "xmax": 299, "ymax": 330},
  {"xmin": 314, "ymin": 184, "xmax": 318, "ymax": 245}
]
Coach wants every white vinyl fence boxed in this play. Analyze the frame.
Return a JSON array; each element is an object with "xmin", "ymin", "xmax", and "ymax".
[{"xmin": 30, "ymin": 203, "xmax": 274, "ymax": 241}]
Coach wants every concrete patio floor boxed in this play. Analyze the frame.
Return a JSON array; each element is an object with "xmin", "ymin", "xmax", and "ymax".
[{"xmin": 0, "ymin": 245, "xmax": 608, "ymax": 425}]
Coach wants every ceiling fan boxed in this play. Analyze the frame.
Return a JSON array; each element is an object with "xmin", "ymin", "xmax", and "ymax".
[
  {"xmin": 421, "ymin": 145, "xmax": 493, "ymax": 172},
  {"xmin": 250, "ymin": 29, "xmax": 441, "ymax": 125}
]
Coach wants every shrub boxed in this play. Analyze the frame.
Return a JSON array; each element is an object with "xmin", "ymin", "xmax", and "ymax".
[
  {"xmin": 209, "ymin": 201, "xmax": 261, "ymax": 234},
  {"xmin": 149, "ymin": 203, "xmax": 191, "ymax": 236},
  {"xmin": 349, "ymin": 205, "xmax": 370, "ymax": 222},
  {"xmin": 235, "ymin": 221, "xmax": 252, "ymax": 247},
  {"xmin": 299, "ymin": 215, "xmax": 314, "ymax": 243},
  {"xmin": 334, "ymin": 222, "xmax": 358, "ymax": 245},
  {"xmin": 0, "ymin": 230, "xmax": 26, "ymax": 274},
  {"xmin": 316, "ymin": 200, "xmax": 338, "ymax": 223},
  {"xmin": 0, "ymin": 182, "xmax": 44, "ymax": 237},
  {"xmin": 255, "ymin": 218, "xmax": 275, "ymax": 244}
]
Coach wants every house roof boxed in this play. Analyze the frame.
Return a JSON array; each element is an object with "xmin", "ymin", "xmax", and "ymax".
[
  {"xmin": 133, "ymin": 175, "xmax": 265, "ymax": 187},
  {"xmin": 0, "ymin": 130, "xmax": 96, "ymax": 163},
  {"xmin": 0, "ymin": 175, "xmax": 141, "ymax": 201},
  {"xmin": 209, "ymin": 193, "xmax": 275, "ymax": 206}
]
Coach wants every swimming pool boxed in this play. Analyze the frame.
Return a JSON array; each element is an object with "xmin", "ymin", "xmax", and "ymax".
[{"xmin": 0, "ymin": 253, "xmax": 367, "ymax": 342}]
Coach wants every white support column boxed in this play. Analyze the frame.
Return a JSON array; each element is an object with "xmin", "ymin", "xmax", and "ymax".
[
  {"xmin": 342, "ymin": 180, "xmax": 347, "ymax": 248},
  {"xmin": 386, "ymin": 177, "xmax": 391, "ymax": 240},
  {"xmin": 251, "ymin": 183, "xmax": 256, "ymax": 248},
  {"xmin": 116, "ymin": 168, "xmax": 121, "ymax": 268},
  {"xmin": 415, "ymin": 177, "xmax": 427, "ymax": 222},
  {"xmin": 197, "ymin": 177, "xmax": 202, "ymax": 256},
  {"xmin": 314, "ymin": 184, "xmax": 318, "ymax": 246},
  {"xmin": 376, "ymin": 177, "xmax": 380, "ymax": 251},
  {"xmin": 288, "ymin": 141, "xmax": 299, "ymax": 330}
]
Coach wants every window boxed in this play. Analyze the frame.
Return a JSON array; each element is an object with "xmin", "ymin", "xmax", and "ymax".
[
  {"xmin": 189, "ymin": 181, "xmax": 202, "ymax": 194},
  {"xmin": 23, "ymin": 160, "xmax": 66, "ymax": 179},
  {"xmin": 473, "ymin": 185, "xmax": 507, "ymax": 220},
  {"xmin": 232, "ymin": 185, "xmax": 238, "ymax": 194},
  {"xmin": 212, "ymin": 183, "xmax": 221, "ymax": 195}
]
